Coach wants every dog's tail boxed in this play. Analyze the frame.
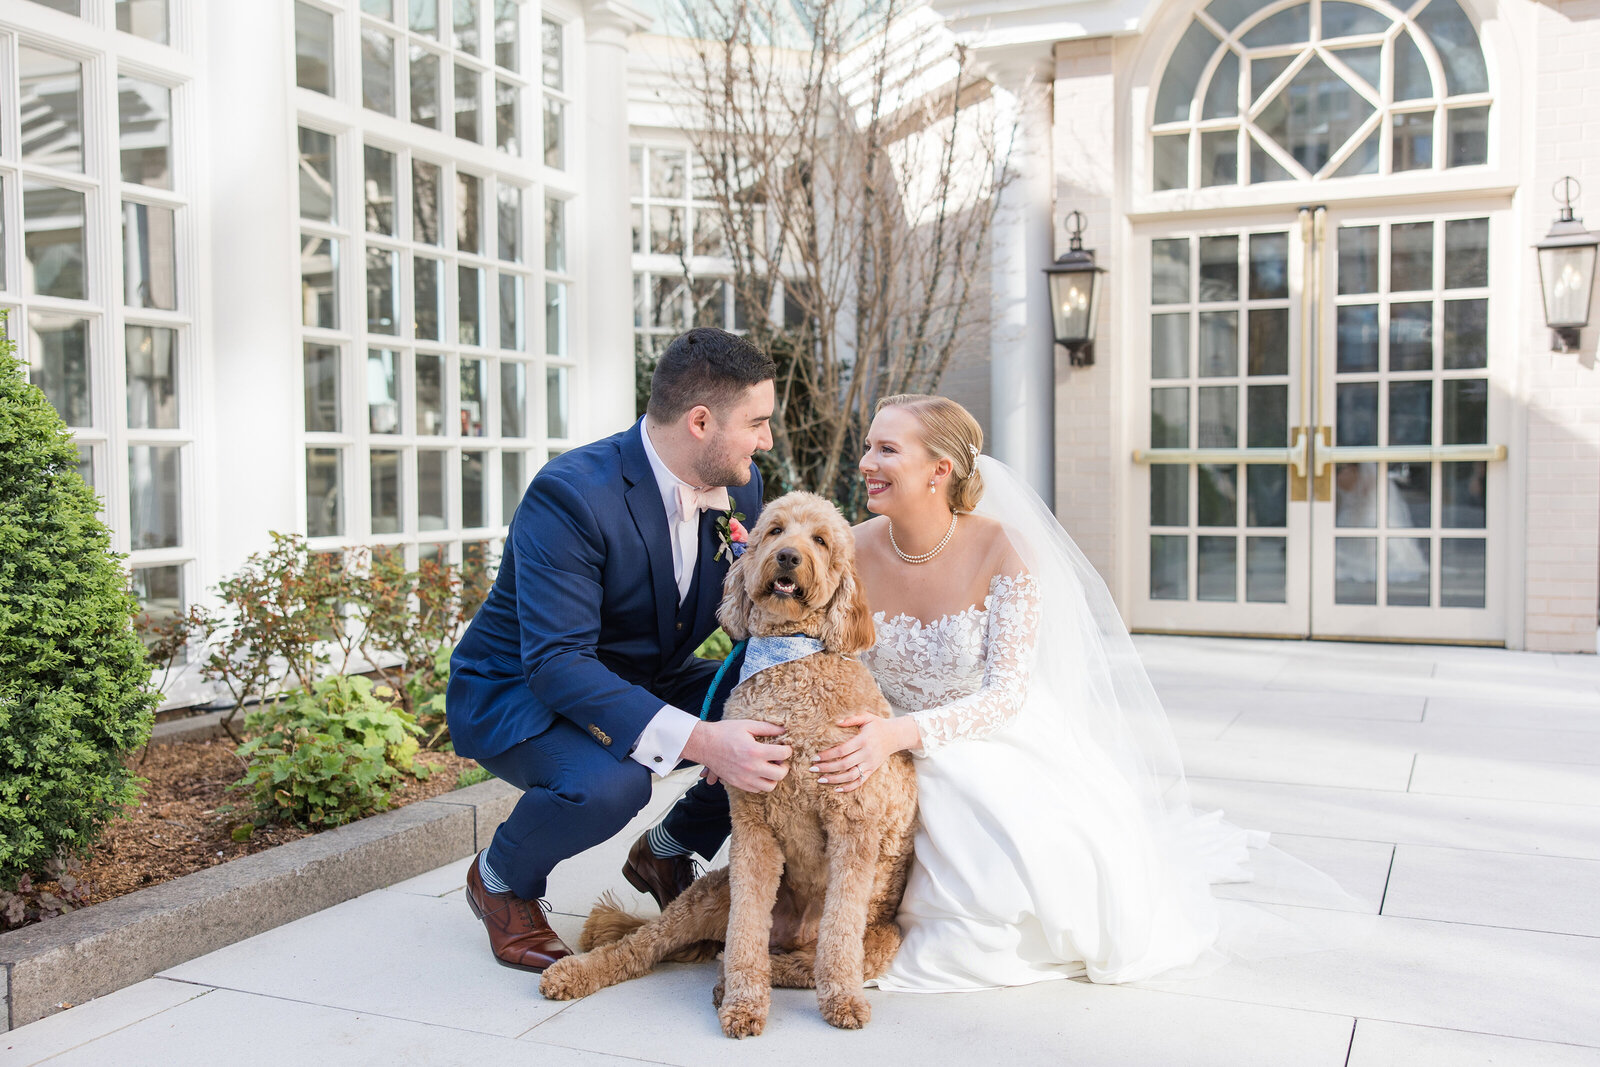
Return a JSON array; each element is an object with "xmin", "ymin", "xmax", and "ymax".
[{"xmin": 579, "ymin": 891, "xmax": 721, "ymax": 963}]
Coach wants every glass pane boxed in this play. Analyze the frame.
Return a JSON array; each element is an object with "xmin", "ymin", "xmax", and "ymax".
[
  {"xmin": 541, "ymin": 18, "xmax": 563, "ymax": 89},
  {"xmin": 122, "ymin": 202, "xmax": 178, "ymax": 310},
  {"xmin": 1448, "ymin": 107, "xmax": 1489, "ymax": 167},
  {"xmin": 1415, "ymin": 0, "xmax": 1489, "ymax": 95},
  {"xmin": 1197, "ymin": 536, "xmax": 1237, "ymax": 601},
  {"xmin": 499, "ymin": 272, "xmax": 524, "ymax": 351},
  {"xmin": 1391, "ymin": 222, "xmax": 1434, "ymax": 292},
  {"xmin": 1389, "ymin": 301, "xmax": 1434, "ymax": 371},
  {"xmin": 1394, "ymin": 30, "xmax": 1433, "ymax": 101},
  {"xmin": 496, "ymin": 184, "xmax": 522, "ymax": 262},
  {"xmin": 1337, "ymin": 382, "xmax": 1379, "ymax": 446},
  {"xmin": 1335, "ymin": 463, "xmax": 1379, "ymax": 527},
  {"xmin": 362, "ymin": 28, "xmax": 396, "ymax": 115},
  {"xmin": 1249, "ymin": 232, "xmax": 1289, "ymax": 299},
  {"xmin": 1387, "ymin": 462, "xmax": 1431, "ymax": 528},
  {"xmin": 1247, "ymin": 308, "xmax": 1289, "ymax": 375},
  {"xmin": 1198, "ymin": 387, "xmax": 1238, "ymax": 447},
  {"xmin": 1153, "ymin": 134, "xmax": 1188, "ymax": 192},
  {"xmin": 413, "ymin": 159, "xmax": 441, "ymax": 243},
  {"xmin": 1250, "ymin": 134, "xmax": 1294, "ymax": 183},
  {"xmin": 1198, "ymin": 312, "xmax": 1237, "ymax": 376},
  {"xmin": 24, "ymin": 183, "xmax": 87, "ymax": 300},
  {"xmin": 1152, "ymin": 313, "xmax": 1189, "ymax": 379},
  {"xmin": 118, "ymin": 76, "xmax": 172, "ymax": 188},
  {"xmin": 1152, "ymin": 238, "xmax": 1190, "ymax": 304},
  {"xmin": 1388, "ymin": 380, "xmax": 1433, "ymax": 446},
  {"xmin": 117, "ymin": 0, "xmax": 169, "ymax": 42},
  {"xmin": 130, "ymin": 445, "xmax": 182, "ymax": 548},
  {"xmin": 496, "ymin": 0, "xmax": 519, "ymax": 70},
  {"xmin": 1242, "ymin": 4, "xmax": 1309, "ymax": 45},
  {"xmin": 1151, "ymin": 387, "xmax": 1189, "ymax": 448},
  {"xmin": 1201, "ymin": 50, "xmax": 1240, "ymax": 119},
  {"xmin": 1154, "ymin": 21, "xmax": 1219, "ymax": 123},
  {"xmin": 418, "ymin": 450, "xmax": 447, "ymax": 530},
  {"xmin": 414, "ymin": 256, "xmax": 442, "ymax": 339},
  {"xmin": 502, "ymin": 450, "xmax": 525, "ymax": 517},
  {"xmin": 1333, "ymin": 45, "xmax": 1382, "ymax": 90},
  {"xmin": 453, "ymin": 0, "xmax": 479, "ymax": 53},
  {"xmin": 367, "ymin": 247, "xmax": 398, "ymax": 334},
  {"xmin": 1441, "ymin": 539, "xmax": 1486, "ymax": 608},
  {"xmin": 543, "ymin": 98, "xmax": 565, "ymax": 168},
  {"xmin": 1246, "ymin": 464, "xmax": 1287, "ymax": 527},
  {"xmin": 1198, "ymin": 236, "xmax": 1239, "ymax": 301},
  {"xmin": 547, "ymin": 364, "xmax": 570, "ymax": 438},
  {"xmin": 1197, "ymin": 463, "xmax": 1238, "ymax": 526},
  {"xmin": 501, "ymin": 360, "xmax": 526, "ymax": 437},
  {"xmin": 1247, "ymin": 385, "xmax": 1288, "ymax": 446},
  {"xmin": 26, "ymin": 312, "xmax": 92, "ymax": 426},
  {"xmin": 629, "ymin": 145, "xmax": 644, "ymax": 198},
  {"xmin": 462, "ymin": 451, "xmax": 486, "ymax": 527},
  {"xmin": 457, "ymin": 172, "xmax": 482, "ymax": 253},
  {"xmin": 694, "ymin": 208, "xmax": 726, "ymax": 257},
  {"xmin": 298, "ymin": 126, "xmax": 336, "ymax": 222},
  {"xmin": 692, "ymin": 277, "xmax": 726, "ymax": 328},
  {"xmin": 1257, "ymin": 56, "xmax": 1373, "ymax": 174},
  {"xmin": 631, "ymin": 205, "xmax": 643, "ymax": 253},
  {"xmin": 460, "ymin": 357, "xmax": 486, "ymax": 435},
  {"xmin": 300, "ymin": 235, "xmax": 337, "ymax": 328},
  {"xmin": 371, "ymin": 449, "xmax": 402, "ymax": 534},
  {"xmin": 130, "ymin": 565, "xmax": 183, "ymax": 662},
  {"xmin": 1393, "ymin": 112, "xmax": 1434, "ymax": 171},
  {"xmin": 1441, "ymin": 461, "xmax": 1486, "ymax": 528},
  {"xmin": 455, "ymin": 64, "xmax": 480, "ymax": 142},
  {"xmin": 1387, "ymin": 537, "xmax": 1431, "ymax": 606},
  {"xmin": 544, "ymin": 198, "xmax": 565, "ymax": 271},
  {"xmin": 1200, "ymin": 130, "xmax": 1239, "ymax": 187},
  {"xmin": 1335, "ymin": 537, "xmax": 1378, "ymax": 604},
  {"xmin": 303, "ymin": 342, "xmax": 341, "ymax": 432},
  {"xmin": 496, "ymin": 80, "xmax": 519, "ymax": 154},
  {"xmin": 1444, "ymin": 218, "xmax": 1489, "ymax": 289},
  {"xmin": 419, "ymin": 542, "xmax": 445, "ymax": 563},
  {"xmin": 651, "ymin": 149, "xmax": 686, "ymax": 198},
  {"xmin": 1151, "ymin": 465, "xmax": 1188, "ymax": 526},
  {"xmin": 1323, "ymin": 2, "xmax": 1390, "ymax": 37},
  {"xmin": 1335, "ymin": 304, "xmax": 1379, "ymax": 373},
  {"xmin": 1331, "ymin": 128, "xmax": 1379, "ymax": 177},
  {"xmin": 1251, "ymin": 55, "xmax": 1294, "ymax": 102},
  {"xmin": 410, "ymin": 47, "xmax": 441, "ymax": 128},
  {"xmin": 459, "ymin": 266, "xmax": 483, "ymax": 345},
  {"xmin": 1442, "ymin": 378, "xmax": 1487, "ymax": 444},
  {"xmin": 367, "ymin": 348, "xmax": 400, "ymax": 433},
  {"xmin": 364, "ymin": 146, "xmax": 397, "ymax": 235},
  {"xmin": 410, "ymin": 0, "xmax": 439, "ymax": 38},
  {"xmin": 1442, "ymin": 299, "xmax": 1487, "ymax": 369},
  {"xmin": 1150, "ymin": 535, "xmax": 1189, "ymax": 599},
  {"xmin": 126, "ymin": 325, "xmax": 179, "ymax": 430},
  {"xmin": 1246, "ymin": 536, "xmax": 1287, "ymax": 602},
  {"xmin": 545, "ymin": 282, "xmax": 567, "ymax": 356},
  {"xmin": 650, "ymin": 206, "xmax": 685, "ymax": 255},
  {"xmin": 294, "ymin": 3, "xmax": 334, "ymax": 95},
  {"xmin": 416, "ymin": 353, "xmax": 445, "ymax": 435},
  {"xmin": 363, "ymin": 0, "xmax": 392, "ymax": 20},
  {"xmin": 1337, "ymin": 226, "xmax": 1379, "ymax": 294}
]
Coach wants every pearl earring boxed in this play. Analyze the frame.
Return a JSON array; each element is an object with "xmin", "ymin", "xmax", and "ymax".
[{"xmin": 929, "ymin": 480, "xmax": 937, "ymax": 494}]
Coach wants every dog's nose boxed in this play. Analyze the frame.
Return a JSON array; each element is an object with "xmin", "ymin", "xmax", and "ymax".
[{"xmin": 775, "ymin": 547, "xmax": 800, "ymax": 570}]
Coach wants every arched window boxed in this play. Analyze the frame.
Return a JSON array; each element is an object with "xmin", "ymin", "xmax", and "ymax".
[{"xmin": 1151, "ymin": 0, "xmax": 1491, "ymax": 189}]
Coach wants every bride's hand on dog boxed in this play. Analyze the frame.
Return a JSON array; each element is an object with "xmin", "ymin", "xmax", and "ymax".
[
  {"xmin": 811, "ymin": 715, "xmax": 918, "ymax": 793},
  {"xmin": 686, "ymin": 719, "xmax": 791, "ymax": 793}
]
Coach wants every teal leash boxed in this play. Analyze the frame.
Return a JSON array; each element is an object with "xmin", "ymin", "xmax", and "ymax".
[{"xmin": 700, "ymin": 639, "xmax": 748, "ymax": 720}]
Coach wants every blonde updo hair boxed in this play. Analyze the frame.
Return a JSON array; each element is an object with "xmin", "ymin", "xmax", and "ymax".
[{"xmin": 874, "ymin": 394, "xmax": 985, "ymax": 513}]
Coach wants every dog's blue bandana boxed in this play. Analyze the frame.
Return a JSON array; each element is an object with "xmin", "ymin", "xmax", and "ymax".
[{"xmin": 738, "ymin": 634, "xmax": 826, "ymax": 685}]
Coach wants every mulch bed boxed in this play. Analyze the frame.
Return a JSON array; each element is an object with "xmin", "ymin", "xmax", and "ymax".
[{"xmin": 73, "ymin": 739, "xmax": 480, "ymax": 908}]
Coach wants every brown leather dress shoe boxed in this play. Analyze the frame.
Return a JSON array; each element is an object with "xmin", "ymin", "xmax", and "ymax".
[
  {"xmin": 464, "ymin": 854, "xmax": 572, "ymax": 972},
  {"xmin": 622, "ymin": 833, "xmax": 696, "ymax": 911}
]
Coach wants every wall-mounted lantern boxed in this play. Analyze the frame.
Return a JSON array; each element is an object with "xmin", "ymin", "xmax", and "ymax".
[
  {"xmin": 1043, "ymin": 211, "xmax": 1105, "ymax": 368},
  {"xmin": 1535, "ymin": 177, "xmax": 1599, "ymax": 354}
]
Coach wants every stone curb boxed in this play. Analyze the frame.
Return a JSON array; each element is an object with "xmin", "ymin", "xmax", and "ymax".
[
  {"xmin": 149, "ymin": 708, "xmax": 235, "ymax": 746},
  {"xmin": 0, "ymin": 778, "xmax": 519, "ymax": 1033}
]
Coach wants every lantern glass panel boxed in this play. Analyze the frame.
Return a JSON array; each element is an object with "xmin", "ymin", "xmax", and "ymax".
[{"xmin": 1538, "ymin": 244, "xmax": 1597, "ymax": 328}]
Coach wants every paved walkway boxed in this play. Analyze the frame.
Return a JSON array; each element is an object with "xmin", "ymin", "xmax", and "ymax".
[{"xmin": 6, "ymin": 637, "xmax": 1600, "ymax": 1066}]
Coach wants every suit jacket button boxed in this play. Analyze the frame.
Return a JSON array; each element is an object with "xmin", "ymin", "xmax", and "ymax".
[
  {"xmin": 675, "ymin": 621, "xmax": 684, "ymax": 631},
  {"xmin": 589, "ymin": 724, "xmax": 612, "ymax": 746}
]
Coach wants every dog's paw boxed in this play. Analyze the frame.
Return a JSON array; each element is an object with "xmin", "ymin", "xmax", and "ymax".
[
  {"xmin": 818, "ymin": 990, "xmax": 871, "ymax": 1030},
  {"xmin": 538, "ymin": 956, "xmax": 597, "ymax": 1000},
  {"xmin": 718, "ymin": 992, "xmax": 769, "ymax": 1038}
]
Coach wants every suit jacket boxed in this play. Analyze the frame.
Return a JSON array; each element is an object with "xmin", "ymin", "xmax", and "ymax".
[{"xmin": 446, "ymin": 418, "xmax": 764, "ymax": 762}]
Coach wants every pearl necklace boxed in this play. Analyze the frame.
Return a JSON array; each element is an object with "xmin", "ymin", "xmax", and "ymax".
[{"xmin": 889, "ymin": 512, "xmax": 958, "ymax": 565}]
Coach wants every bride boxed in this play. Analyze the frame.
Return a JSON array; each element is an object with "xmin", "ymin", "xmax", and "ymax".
[{"xmin": 812, "ymin": 394, "xmax": 1308, "ymax": 991}]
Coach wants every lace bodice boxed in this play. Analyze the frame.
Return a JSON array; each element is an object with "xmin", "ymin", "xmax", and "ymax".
[{"xmin": 862, "ymin": 573, "xmax": 1042, "ymax": 755}]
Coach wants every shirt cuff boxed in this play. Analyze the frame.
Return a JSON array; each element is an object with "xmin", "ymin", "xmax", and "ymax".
[{"xmin": 630, "ymin": 705, "xmax": 698, "ymax": 778}]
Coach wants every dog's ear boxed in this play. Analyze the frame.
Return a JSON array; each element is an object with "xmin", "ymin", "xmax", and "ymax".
[
  {"xmin": 717, "ymin": 553, "xmax": 755, "ymax": 641},
  {"xmin": 820, "ymin": 565, "xmax": 875, "ymax": 654}
]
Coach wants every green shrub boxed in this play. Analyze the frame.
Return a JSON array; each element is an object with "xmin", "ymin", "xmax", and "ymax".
[
  {"xmin": 232, "ymin": 675, "xmax": 425, "ymax": 829},
  {"xmin": 694, "ymin": 628, "xmax": 734, "ymax": 661},
  {"xmin": 0, "ymin": 337, "xmax": 156, "ymax": 902},
  {"xmin": 454, "ymin": 765, "xmax": 493, "ymax": 790}
]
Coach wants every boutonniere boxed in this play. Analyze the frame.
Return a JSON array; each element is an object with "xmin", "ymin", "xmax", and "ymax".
[{"xmin": 714, "ymin": 511, "xmax": 748, "ymax": 561}]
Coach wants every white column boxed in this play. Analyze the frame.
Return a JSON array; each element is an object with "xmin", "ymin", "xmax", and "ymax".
[
  {"xmin": 987, "ymin": 60, "xmax": 1058, "ymax": 508},
  {"xmin": 581, "ymin": 0, "xmax": 651, "ymax": 438}
]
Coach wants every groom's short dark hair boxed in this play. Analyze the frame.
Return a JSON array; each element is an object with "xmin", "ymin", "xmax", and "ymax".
[{"xmin": 647, "ymin": 328, "xmax": 776, "ymax": 423}]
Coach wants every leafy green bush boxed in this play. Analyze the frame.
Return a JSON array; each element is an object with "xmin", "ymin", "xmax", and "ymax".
[
  {"xmin": 0, "ymin": 337, "xmax": 157, "ymax": 904},
  {"xmin": 694, "ymin": 628, "xmax": 734, "ymax": 661},
  {"xmin": 232, "ymin": 675, "xmax": 426, "ymax": 829},
  {"xmin": 454, "ymin": 765, "xmax": 493, "ymax": 790}
]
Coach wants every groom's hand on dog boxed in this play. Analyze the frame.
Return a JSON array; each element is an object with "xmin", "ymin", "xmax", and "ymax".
[{"xmin": 684, "ymin": 720, "xmax": 791, "ymax": 793}]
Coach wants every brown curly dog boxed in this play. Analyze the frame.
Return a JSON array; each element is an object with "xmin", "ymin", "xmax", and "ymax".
[{"xmin": 539, "ymin": 491, "xmax": 917, "ymax": 1037}]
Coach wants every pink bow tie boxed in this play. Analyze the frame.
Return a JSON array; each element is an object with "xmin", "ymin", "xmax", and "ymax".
[{"xmin": 674, "ymin": 483, "xmax": 730, "ymax": 522}]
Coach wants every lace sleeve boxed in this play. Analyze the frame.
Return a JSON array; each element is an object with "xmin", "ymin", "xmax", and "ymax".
[{"xmin": 908, "ymin": 573, "xmax": 1042, "ymax": 756}]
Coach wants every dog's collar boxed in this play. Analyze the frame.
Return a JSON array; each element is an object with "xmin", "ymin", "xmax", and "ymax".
[{"xmin": 737, "ymin": 634, "xmax": 826, "ymax": 685}]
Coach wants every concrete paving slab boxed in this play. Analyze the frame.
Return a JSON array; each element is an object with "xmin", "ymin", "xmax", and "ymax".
[
  {"xmin": 1159, "ymin": 685, "xmax": 1427, "ymax": 722},
  {"xmin": 1179, "ymin": 738, "xmax": 1415, "ymax": 791},
  {"xmin": 1382, "ymin": 845, "xmax": 1600, "ymax": 937},
  {"xmin": 1348, "ymin": 1019, "xmax": 1600, "ymax": 1066},
  {"xmin": 1423, "ymin": 696, "xmax": 1600, "ymax": 733},
  {"xmin": 0, "ymin": 978, "xmax": 212, "ymax": 1066},
  {"xmin": 522, "ymin": 961, "xmax": 1356, "ymax": 1067},
  {"xmin": 1213, "ymin": 834, "xmax": 1392, "ymax": 914},
  {"xmin": 1409, "ymin": 754, "xmax": 1600, "ymax": 806},
  {"xmin": 1221, "ymin": 712, "xmax": 1600, "ymax": 765}
]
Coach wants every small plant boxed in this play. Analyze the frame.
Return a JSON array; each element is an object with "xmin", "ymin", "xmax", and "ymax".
[
  {"xmin": 454, "ymin": 765, "xmax": 493, "ymax": 790},
  {"xmin": 695, "ymin": 628, "xmax": 734, "ymax": 661},
  {"xmin": 0, "ymin": 856, "xmax": 91, "ymax": 930},
  {"xmin": 231, "ymin": 675, "xmax": 426, "ymax": 829}
]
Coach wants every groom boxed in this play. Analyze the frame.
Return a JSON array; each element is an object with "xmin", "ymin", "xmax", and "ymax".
[{"xmin": 446, "ymin": 327, "xmax": 791, "ymax": 972}]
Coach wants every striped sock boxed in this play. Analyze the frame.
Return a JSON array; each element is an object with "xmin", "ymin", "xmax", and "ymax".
[
  {"xmin": 477, "ymin": 852, "xmax": 512, "ymax": 895},
  {"xmin": 646, "ymin": 822, "xmax": 692, "ymax": 860}
]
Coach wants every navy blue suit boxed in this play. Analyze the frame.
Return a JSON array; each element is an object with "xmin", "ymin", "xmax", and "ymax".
[{"xmin": 446, "ymin": 418, "xmax": 761, "ymax": 898}]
